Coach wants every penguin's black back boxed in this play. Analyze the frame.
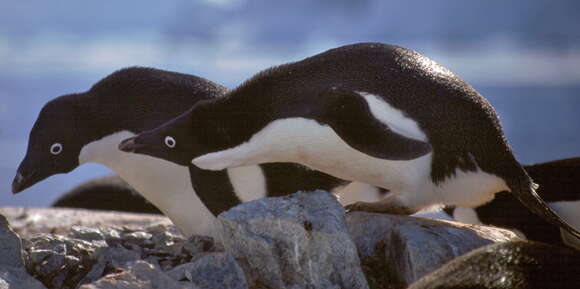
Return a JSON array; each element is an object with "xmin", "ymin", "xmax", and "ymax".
[
  {"xmin": 206, "ymin": 43, "xmax": 516, "ymax": 184},
  {"xmin": 79, "ymin": 66, "xmax": 228, "ymax": 139},
  {"xmin": 409, "ymin": 241, "xmax": 580, "ymax": 289},
  {"xmin": 52, "ymin": 175, "xmax": 162, "ymax": 214}
]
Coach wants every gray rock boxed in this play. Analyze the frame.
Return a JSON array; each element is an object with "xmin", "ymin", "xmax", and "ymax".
[
  {"xmin": 407, "ymin": 240, "xmax": 580, "ymax": 289},
  {"xmin": 80, "ymin": 260, "xmax": 199, "ymax": 289},
  {"xmin": 0, "ymin": 207, "xmax": 173, "ymax": 237},
  {"xmin": 0, "ymin": 215, "xmax": 25, "ymax": 268},
  {"xmin": 69, "ymin": 226, "xmax": 106, "ymax": 241},
  {"xmin": 0, "ymin": 214, "xmax": 47, "ymax": 289},
  {"xmin": 182, "ymin": 235, "xmax": 220, "ymax": 257},
  {"xmin": 25, "ymin": 234, "xmax": 102, "ymax": 289},
  {"xmin": 94, "ymin": 246, "xmax": 142, "ymax": 269},
  {"xmin": 218, "ymin": 190, "xmax": 370, "ymax": 289},
  {"xmin": 168, "ymin": 252, "xmax": 248, "ymax": 289},
  {"xmin": 100, "ymin": 227, "xmax": 122, "ymax": 246},
  {"xmin": 347, "ymin": 212, "xmax": 519, "ymax": 288},
  {"xmin": 0, "ymin": 268, "xmax": 48, "ymax": 289},
  {"xmin": 122, "ymin": 231, "xmax": 153, "ymax": 247},
  {"xmin": 27, "ymin": 233, "xmax": 106, "ymax": 255}
]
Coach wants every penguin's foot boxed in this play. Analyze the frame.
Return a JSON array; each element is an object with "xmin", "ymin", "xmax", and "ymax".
[{"xmin": 345, "ymin": 195, "xmax": 415, "ymax": 215}]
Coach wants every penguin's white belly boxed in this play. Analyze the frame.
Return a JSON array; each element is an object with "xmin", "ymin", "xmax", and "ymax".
[
  {"xmin": 193, "ymin": 117, "xmax": 509, "ymax": 210},
  {"xmin": 80, "ymin": 131, "xmax": 217, "ymax": 237},
  {"xmin": 333, "ymin": 182, "xmax": 385, "ymax": 206},
  {"xmin": 194, "ymin": 117, "xmax": 432, "ymax": 193}
]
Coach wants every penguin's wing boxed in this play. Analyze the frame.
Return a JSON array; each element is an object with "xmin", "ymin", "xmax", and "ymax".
[{"xmin": 320, "ymin": 87, "xmax": 432, "ymax": 160}]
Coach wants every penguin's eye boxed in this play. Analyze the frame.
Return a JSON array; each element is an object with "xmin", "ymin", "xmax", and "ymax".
[
  {"xmin": 165, "ymin": 136, "xmax": 176, "ymax": 148},
  {"xmin": 50, "ymin": 143, "xmax": 63, "ymax": 155}
]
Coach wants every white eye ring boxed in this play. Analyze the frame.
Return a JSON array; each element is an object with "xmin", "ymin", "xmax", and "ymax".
[
  {"xmin": 165, "ymin": 136, "xmax": 176, "ymax": 148},
  {"xmin": 50, "ymin": 143, "xmax": 63, "ymax": 155}
]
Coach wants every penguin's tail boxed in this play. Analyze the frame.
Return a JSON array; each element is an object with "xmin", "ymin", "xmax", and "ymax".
[{"xmin": 507, "ymin": 168, "xmax": 580, "ymax": 240}]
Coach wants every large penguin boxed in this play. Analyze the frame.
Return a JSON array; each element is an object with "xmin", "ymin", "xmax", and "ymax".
[
  {"xmin": 119, "ymin": 43, "xmax": 580, "ymax": 238},
  {"xmin": 445, "ymin": 157, "xmax": 580, "ymax": 249},
  {"xmin": 12, "ymin": 67, "xmax": 356, "ymax": 237}
]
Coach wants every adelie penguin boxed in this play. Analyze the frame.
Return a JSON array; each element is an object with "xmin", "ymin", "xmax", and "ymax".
[
  {"xmin": 12, "ymin": 67, "xmax": 363, "ymax": 237},
  {"xmin": 445, "ymin": 157, "xmax": 580, "ymax": 250},
  {"xmin": 119, "ymin": 42, "xmax": 580, "ymax": 239}
]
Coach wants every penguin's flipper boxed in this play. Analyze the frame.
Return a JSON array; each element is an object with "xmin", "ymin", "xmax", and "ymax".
[{"xmin": 321, "ymin": 87, "xmax": 432, "ymax": 160}]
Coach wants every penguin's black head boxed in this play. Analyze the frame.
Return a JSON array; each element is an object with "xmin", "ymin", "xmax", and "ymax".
[
  {"xmin": 119, "ymin": 108, "xmax": 197, "ymax": 167},
  {"xmin": 13, "ymin": 94, "xmax": 86, "ymax": 194}
]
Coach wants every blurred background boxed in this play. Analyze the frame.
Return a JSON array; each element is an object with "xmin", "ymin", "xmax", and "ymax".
[{"xmin": 1, "ymin": 0, "xmax": 579, "ymax": 207}]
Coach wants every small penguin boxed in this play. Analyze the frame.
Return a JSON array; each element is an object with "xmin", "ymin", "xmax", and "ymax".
[
  {"xmin": 13, "ymin": 67, "xmax": 354, "ymax": 237},
  {"xmin": 408, "ymin": 241, "xmax": 580, "ymax": 289},
  {"xmin": 52, "ymin": 175, "xmax": 162, "ymax": 214},
  {"xmin": 445, "ymin": 157, "xmax": 580, "ymax": 249},
  {"xmin": 119, "ymin": 43, "xmax": 580, "ymax": 239}
]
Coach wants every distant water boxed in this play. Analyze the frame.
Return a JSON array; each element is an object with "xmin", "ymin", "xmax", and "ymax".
[{"xmin": 0, "ymin": 71, "xmax": 578, "ymax": 207}]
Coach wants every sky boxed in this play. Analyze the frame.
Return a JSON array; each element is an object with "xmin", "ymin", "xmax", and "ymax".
[{"xmin": 0, "ymin": 0, "xmax": 579, "ymax": 207}]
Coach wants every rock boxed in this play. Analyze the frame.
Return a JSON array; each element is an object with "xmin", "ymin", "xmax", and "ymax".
[
  {"xmin": 0, "ymin": 215, "xmax": 25, "ymax": 268},
  {"xmin": 167, "ymin": 252, "xmax": 248, "ymax": 289},
  {"xmin": 0, "ymin": 268, "xmax": 49, "ymax": 289},
  {"xmin": 70, "ymin": 226, "xmax": 106, "ymax": 242},
  {"xmin": 347, "ymin": 212, "xmax": 520, "ymax": 288},
  {"xmin": 25, "ymin": 234, "xmax": 105, "ymax": 288},
  {"xmin": 80, "ymin": 260, "xmax": 199, "ymax": 289},
  {"xmin": 0, "ymin": 214, "xmax": 47, "ymax": 289},
  {"xmin": 217, "ymin": 190, "xmax": 370, "ymax": 289},
  {"xmin": 122, "ymin": 231, "xmax": 154, "ymax": 248},
  {"xmin": 182, "ymin": 235, "xmax": 220, "ymax": 257},
  {"xmin": 408, "ymin": 241, "xmax": 580, "ymax": 289},
  {"xmin": 22, "ymin": 223, "xmax": 199, "ymax": 288},
  {"xmin": 0, "ymin": 207, "xmax": 173, "ymax": 237},
  {"xmin": 95, "ymin": 246, "xmax": 142, "ymax": 269}
]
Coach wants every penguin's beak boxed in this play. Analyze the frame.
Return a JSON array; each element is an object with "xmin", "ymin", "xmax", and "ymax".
[
  {"xmin": 118, "ymin": 137, "xmax": 146, "ymax": 153},
  {"xmin": 12, "ymin": 170, "xmax": 41, "ymax": 194}
]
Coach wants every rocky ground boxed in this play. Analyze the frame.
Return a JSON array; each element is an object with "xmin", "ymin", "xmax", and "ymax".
[{"xmin": 0, "ymin": 191, "xmax": 520, "ymax": 289}]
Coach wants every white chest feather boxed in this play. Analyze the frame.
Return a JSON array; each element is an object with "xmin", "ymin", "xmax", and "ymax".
[
  {"xmin": 193, "ymin": 117, "xmax": 433, "ymax": 194},
  {"xmin": 79, "ymin": 131, "xmax": 268, "ymax": 237},
  {"xmin": 79, "ymin": 131, "xmax": 215, "ymax": 237}
]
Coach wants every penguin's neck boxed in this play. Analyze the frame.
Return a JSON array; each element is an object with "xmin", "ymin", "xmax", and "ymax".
[{"xmin": 78, "ymin": 130, "xmax": 216, "ymax": 237}]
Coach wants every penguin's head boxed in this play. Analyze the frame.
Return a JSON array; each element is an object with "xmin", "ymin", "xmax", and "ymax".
[
  {"xmin": 118, "ymin": 108, "xmax": 196, "ymax": 167},
  {"xmin": 13, "ymin": 95, "xmax": 86, "ymax": 194}
]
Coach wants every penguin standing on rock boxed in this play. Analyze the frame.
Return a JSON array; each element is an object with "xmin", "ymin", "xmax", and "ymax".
[
  {"xmin": 12, "ymin": 67, "xmax": 352, "ymax": 237},
  {"xmin": 445, "ymin": 157, "xmax": 580, "ymax": 249},
  {"xmin": 119, "ymin": 42, "xmax": 580, "ymax": 239}
]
